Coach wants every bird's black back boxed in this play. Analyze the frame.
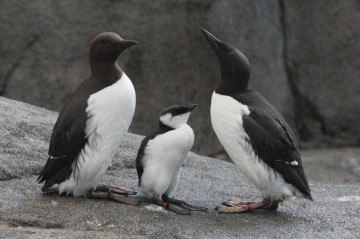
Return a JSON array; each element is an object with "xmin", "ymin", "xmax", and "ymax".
[
  {"xmin": 136, "ymin": 122, "xmax": 174, "ymax": 186},
  {"xmin": 38, "ymin": 77, "xmax": 117, "ymax": 191},
  {"xmin": 231, "ymin": 90, "xmax": 312, "ymax": 199}
]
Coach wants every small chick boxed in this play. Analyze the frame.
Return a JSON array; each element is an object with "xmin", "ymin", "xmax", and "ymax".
[{"xmin": 136, "ymin": 104, "xmax": 207, "ymax": 215}]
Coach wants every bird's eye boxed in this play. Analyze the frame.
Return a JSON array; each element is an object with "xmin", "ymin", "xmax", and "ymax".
[{"xmin": 102, "ymin": 40, "xmax": 106, "ymax": 44}]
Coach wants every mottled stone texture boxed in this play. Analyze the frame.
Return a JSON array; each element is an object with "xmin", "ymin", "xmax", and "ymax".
[
  {"xmin": 0, "ymin": 0, "xmax": 359, "ymax": 154},
  {"xmin": 282, "ymin": 0, "xmax": 360, "ymax": 147},
  {"xmin": 1, "ymin": 97, "xmax": 360, "ymax": 239}
]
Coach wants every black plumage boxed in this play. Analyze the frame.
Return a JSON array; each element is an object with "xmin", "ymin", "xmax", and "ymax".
[
  {"xmin": 38, "ymin": 32, "xmax": 139, "ymax": 193},
  {"xmin": 201, "ymin": 28, "xmax": 312, "ymax": 212},
  {"xmin": 233, "ymin": 90, "xmax": 311, "ymax": 199},
  {"xmin": 135, "ymin": 122, "xmax": 174, "ymax": 186},
  {"xmin": 37, "ymin": 32, "xmax": 139, "ymax": 207},
  {"xmin": 37, "ymin": 78, "xmax": 116, "ymax": 191}
]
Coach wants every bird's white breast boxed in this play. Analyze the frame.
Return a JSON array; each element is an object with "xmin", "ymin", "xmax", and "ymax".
[
  {"xmin": 140, "ymin": 125, "xmax": 194, "ymax": 199},
  {"xmin": 57, "ymin": 73, "xmax": 136, "ymax": 196},
  {"xmin": 211, "ymin": 92, "xmax": 296, "ymax": 200}
]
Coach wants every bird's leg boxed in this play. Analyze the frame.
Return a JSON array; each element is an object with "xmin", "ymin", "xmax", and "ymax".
[
  {"xmin": 107, "ymin": 192, "xmax": 141, "ymax": 205},
  {"xmin": 161, "ymin": 195, "xmax": 208, "ymax": 211},
  {"xmin": 216, "ymin": 198, "xmax": 271, "ymax": 213},
  {"xmin": 94, "ymin": 184, "xmax": 136, "ymax": 195},
  {"xmin": 87, "ymin": 188, "xmax": 141, "ymax": 206},
  {"xmin": 221, "ymin": 198, "xmax": 257, "ymax": 207},
  {"xmin": 152, "ymin": 198, "xmax": 191, "ymax": 215},
  {"xmin": 262, "ymin": 199, "xmax": 281, "ymax": 210}
]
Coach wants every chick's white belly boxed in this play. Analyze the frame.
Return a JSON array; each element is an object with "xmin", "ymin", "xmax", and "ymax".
[
  {"xmin": 140, "ymin": 125, "xmax": 194, "ymax": 199},
  {"xmin": 54, "ymin": 74, "xmax": 136, "ymax": 196},
  {"xmin": 211, "ymin": 92, "xmax": 297, "ymax": 200}
]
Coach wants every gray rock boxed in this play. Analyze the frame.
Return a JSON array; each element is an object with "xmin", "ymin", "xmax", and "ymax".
[
  {"xmin": 0, "ymin": 97, "xmax": 56, "ymax": 181},
  {"xmin": 0, "ymin": 0, "xmax": 293, "ymax": 155},
  {"xmin": 283, "ymin": 0, "xmax": 360, "ymax": 147},
  {"xmin": 301, "ymin": 147, "xmax": 360, "ymax": 183},
  {"xmin": 1, "ymin": 0, "xmax": 359, "ymax": 159},
  {"xmin": 1, "ymin": 97, "xmax": 360, "ymax": 238},
  {"xmin": 215, "ymin": 146, "xmax": 360, "ymax": 183},
  {"xmin": 206, "ymin": 0, "xmax": 294, "ymax": 126}
]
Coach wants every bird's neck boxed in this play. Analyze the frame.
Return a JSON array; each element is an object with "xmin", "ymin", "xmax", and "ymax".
[
  {"xmin": 90, "ymin": 60, "xmax": 122, "ymax": 82},
  {"xmin": 159, "ymin": 121, "xmax": 175, "ymax": 132},
  {"xmin": 216, "ymin": 77, "xmax": 249, "ymax": 95}
]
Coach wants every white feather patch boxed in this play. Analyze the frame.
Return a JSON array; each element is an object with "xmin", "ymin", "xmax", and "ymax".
[
  {"xmin": 139, "ymin": 124, "xmax": 194, "ymax": 199},
  {"xmin": 53, "ymin": 73, "xmax": 136, "ymax": 196},
  {"xmin": 211, "ymin": 92, "xmax": 302, "ymax": 200},
  {"xmin": 160, "ymin": 112, "xmax": 191, "ymax": 129}
]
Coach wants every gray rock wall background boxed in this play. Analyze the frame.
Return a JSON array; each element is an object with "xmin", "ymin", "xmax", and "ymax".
[{"xmin": 0, "ymin": 0, "xmax": 359, "ymax": 155}]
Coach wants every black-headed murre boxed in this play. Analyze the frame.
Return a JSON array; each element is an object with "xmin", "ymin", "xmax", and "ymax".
[
  {"xmin": 38, "ymin": 32, "xmax": 140, "ymax": 205},
  {"xmin": 200, "ymin": 28, "xmax": 312, "ymax": 213},
  {"xmin": 136, "ymin": 104, "xmax": 207, "ymax": 215}
]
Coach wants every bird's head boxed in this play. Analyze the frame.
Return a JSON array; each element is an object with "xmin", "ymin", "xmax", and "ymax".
[
  {"xmin": 200, "ymin": 28, "xmax": 250, "ymax": 94},
  {"xmin": 159, "ymin": 104, "xmax": 198, "ymax": 129},
  {"xmin": 89, "ymin": 32, "xmax": 137, "ymax": 63}
]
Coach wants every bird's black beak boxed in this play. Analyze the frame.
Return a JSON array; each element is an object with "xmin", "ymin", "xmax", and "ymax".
[
  {"xmin": 186, "ymin": 104, "xmax": 198, "ymax": 112},
  {"xmin": 200, "ymin": 28, "xmax": 222, "ymax": 53},
  {"xmin": 200, "ymin": 28, "xmax": 235, "ymax": 58},
  {"xmin": 119, "ymin": 39, "xmax": 138, "ymax": 50}
]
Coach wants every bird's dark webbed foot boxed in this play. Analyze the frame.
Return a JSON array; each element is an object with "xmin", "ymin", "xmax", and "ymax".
[
  {"xmin": 162, "ymin": 195, "xmax": 208, "ymax": 211},
  {"xmin": 262, "ymin": 199, "xmax": 280, "ymax": 210},
  {"xmin": 87, "ymin": 184, "xmax": 140, "ymax": 206},
  {"xmin": 152, "ymin": 199, "xmax": 191, "ymax": 215},
  {"xmin": 216, "ymin": 198, "xmax": 279, "ymax": 213},
  {"xmin": 153, "ymin": 195, "xmax": 207, "ymax": 215}
]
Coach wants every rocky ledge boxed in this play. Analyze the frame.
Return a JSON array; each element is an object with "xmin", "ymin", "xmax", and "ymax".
[{"xmin": 0, "ymin": 97, "xmax": 359, "ymax": 238}]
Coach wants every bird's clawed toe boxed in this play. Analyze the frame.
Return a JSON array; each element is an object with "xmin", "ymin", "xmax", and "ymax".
[
  {"xmin": 167, "ymin": 204, "xmax": 192, "ymax": 215},
  {"xmin": 180, "ymin": 201, "xmax": 208, "ymax": 211},
  {"xmin": 95, "ymin": 184, "xmax": 136, "ymax": 195},
  {"xmin": 87, "ymin": 185, "xmax": 141, "ymax": 206},
  {"xmin": 166, "ymin": 197, "xmax": 208, "ymax": 212},
  {"xmin": 217, "ymin": 198, "xmax": 273, "ymax": 213},
  {"xmin": 222, "ymin": 198, "xmax": 246, "ymax": 207},
  {"xmin": 216, "ymin": 205, "xmax": 249, "ymax": 213},
  {"xmin": 152, "ymin": 198, "xmax": 207, "ymax": 215},
  {"xmin": 109, "ymin": 193, "xmax": 141, "ymax": 206}
]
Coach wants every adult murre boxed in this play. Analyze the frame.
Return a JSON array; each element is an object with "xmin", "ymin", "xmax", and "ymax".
[
  {"xmin": 38, "ymin": 32, "xmax": 140, "ymax": 205},
  {"xmin": 136, "ymin": 104, "xmax": 207, "ymax": 215},
  {"xmin": 200, "ymin": 28, "xmax": 312, "ymax": 213}
]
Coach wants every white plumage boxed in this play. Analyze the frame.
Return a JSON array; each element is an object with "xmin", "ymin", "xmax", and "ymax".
[
  {"xmin": 211, "ymin": 92, "xmax": 301, "ymax": 200},
  {"xmin": 52, "ymin": 73, "xmax": 136, "ymax": 196},
  {"xmin": 139, "ymin": 122, "xmax": 194, "ymax": 199}
]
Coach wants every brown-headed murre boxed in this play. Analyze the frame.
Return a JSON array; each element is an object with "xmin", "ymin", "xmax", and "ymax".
[
  {"xmin": 37, "ymin": 32, "xmax": 140, "ymax": 205},
  {"xmin": 200, "ymin": 28, "xmax": 312, "ymax": 213},
  {"xmin": 136, "ymin": 104, "xmax": 207, "ymax": 215}
]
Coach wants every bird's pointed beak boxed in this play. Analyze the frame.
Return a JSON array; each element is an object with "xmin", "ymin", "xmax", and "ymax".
[
  {"xmin": 120, "ymin": 39, "xmax": 138, "ymax": 50},
  {"xmin": 200, "ymin": 28, "xmax": 222, "ymax": 52},
  {"xmin": 186, "ymin": 104, "xmax": 198, "ymax": 112}
]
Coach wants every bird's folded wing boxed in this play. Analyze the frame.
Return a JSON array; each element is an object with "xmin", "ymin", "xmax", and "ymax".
[
  {"xmin": 38, "ymin": 101, "xmax": 88, "ymax": 183},
  {"xmin": 242, "ymin": 108, "xmax": 311, "ymax": 198}
]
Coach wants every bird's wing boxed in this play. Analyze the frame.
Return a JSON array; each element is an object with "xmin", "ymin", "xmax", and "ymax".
[
  {"xmin": 242, "ymin": 104, "xmax": 311, "ymax": 199},
  {"xmin": 135, "ymin": 124, "xmax": 175, "ymax": 186},
  {"xmin": 135, "ymin": 136, "xmax": 151, "ymax": 186},
  {"xmin": 37, "ymin": 88, "xmax": 89, "ymax": 184}
]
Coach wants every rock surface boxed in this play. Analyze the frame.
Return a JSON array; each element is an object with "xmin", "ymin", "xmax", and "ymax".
[
  {"xmin": 4, "ymin": 0, "xmax": 354, "ymax": 155},
  {"xmin": 215, "ymin": 146, "xmax": 360, "ymax": 183},
  {"xmin": 1, "ymin": 0, "xmax": 359, "ymax": 153},
  {"xmin": 283, "ymin": 0, "xmax": 360, "ymax": 147},
  {"xmin": 1, "ymin": 97, "xmax": 360, "ymax": 238},
  {"xmin": 301, "ymin": 147, "xmax": 360, "ymax": 183}
]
